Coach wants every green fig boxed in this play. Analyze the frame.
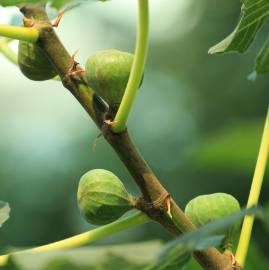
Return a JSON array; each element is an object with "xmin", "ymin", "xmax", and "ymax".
[
  {"xmin": 18, "ymin": 16, "xmax": 57, "ymax": 81},
  {"xmin": 185, "ymin": 193, "xmax": 240, "ymax": 249},
  {"xmin": 18, "ymin": 40, "xmax": 57, "ymax": 81},
  {"xmin": 85, "ymin": 49, "xmax": 142, "ymax": 111},
  {"xmin": 77, "ymin": 169, "xmax": 134, "ymax": 225}
]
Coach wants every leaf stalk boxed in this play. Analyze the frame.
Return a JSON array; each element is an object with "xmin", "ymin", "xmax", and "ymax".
[
  {"xmin": 112, "ymin": 0, "xmax": 149, "ymax": 133},
  {"xmin": 0, "ymin": 24, "xmax": 39, "ymax": 42},
  {"xmin": 235, "ymin": 106, "xmax": 269, "ymax": 267}
]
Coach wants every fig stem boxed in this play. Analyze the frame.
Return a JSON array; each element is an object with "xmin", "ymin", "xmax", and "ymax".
[
  {"xmin": 0, "ymin": 24, "xmax": 39, "ymax": 42},
  {"xmin": 0, "ymin": 212, "xmax": 149, "ymax": 267},
  {"xmin": 0, "ymin": 38, "xmax": 17, "ymax": 65},
  {"xmin": 112, "ymin": 0, "xmax": 149, "ymax": 133},
  {"xmin": 235, "ymin": 106, "xmax": 269, "ymax": 267}
]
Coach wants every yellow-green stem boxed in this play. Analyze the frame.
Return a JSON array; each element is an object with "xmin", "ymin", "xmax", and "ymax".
[
  {"xmin": 0, "ymin": 212, "xmax": 149, "ymax": 267},
  {"xmin": 0, "ymin": 39, "xmax": 17, "ymax": 65},
  {"xmin": 112, "ymin": 0, "xmax": 149, "ymax": 133},
  {"xmin": 0, "ymin": 25, "xmax": 39, "ymax": 42},
  {"xmin": 235, "ymin": 106, "xmax": 269, "ymax": 267}
]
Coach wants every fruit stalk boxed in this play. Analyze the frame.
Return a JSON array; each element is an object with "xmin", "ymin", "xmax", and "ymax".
[{"xmin": 235, "ymin": 106, "xmax": 269, "ymax": 267}]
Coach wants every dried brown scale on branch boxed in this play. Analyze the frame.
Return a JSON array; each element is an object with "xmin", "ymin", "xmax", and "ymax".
[{"xmin": 19, "ymin": 4, "xmax": 238, "ymax": 270}]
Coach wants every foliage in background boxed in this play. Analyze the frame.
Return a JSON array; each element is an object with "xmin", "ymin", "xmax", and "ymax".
[{"xmin": 209, "ymin": 0, "xmax": 269, "ymax": 77}]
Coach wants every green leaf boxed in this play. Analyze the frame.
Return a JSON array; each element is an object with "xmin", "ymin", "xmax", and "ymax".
[
  {"xmin": 4, "ymin": 207, "xmax": 262, "ymax": 270},
  {"xmin": 6, "ymin": 241, "xmax": 162, "ymax": 270},
  {"xmin": 191, "ymin": 235, "xmax": 225, "ymax": 250},
  {"xmin": 146, "ymin": 245, "xmax": 191, "ymax": 270},
  {"xmin": 41, "ymin": 258, "xmax": 80, "ymax": 270},
  {"xmin": 209, "ymin": 0, "xmax": 269, "ymax": 54},
  {"xmin": 183, "ymin": 241, "xmax": 269, "ymax": 270},
  {"xmin": 146, "ymin": 235, "xmax": 223, "ymax": 269},
  {"xmin": 40, "ymin": 254, "xmax": 145, "ymax": 270},
  {"xmin": 264, "ymin": 203, "xmax": 269, "ymax": 234},
  {"xmin": 0, "ymin": 201, "xmax": 10, "ymax": 228},
  {"xmin": 182, "ymin": 258, "xmax": 201, "ymax": 270},
  {"xmin": 255, "ymin": 36, "xmax": 269, "ymax": 75}
]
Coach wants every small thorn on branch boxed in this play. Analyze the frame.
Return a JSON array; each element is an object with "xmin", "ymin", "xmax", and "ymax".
[
  {"xmin": 64, "ymin": 50, "xmax": 87, "ymax": 83},
  {"xmin": 166, "ymin": 194, "xmax": 172, "ymax": 219},
  {"xmin": 52, "ymin": 8, "xmax": 67, "ymax": 27},
  {"xmin": 92, "ymin": 132, "xmax": 103, "ymax": 151},
  {"xmin": 70, "ymin": 69, "xmax": 85, "ymax": 78},
  {"xmin": 70, "ymin": 50, "xmax": 79, "ymax": 68}
]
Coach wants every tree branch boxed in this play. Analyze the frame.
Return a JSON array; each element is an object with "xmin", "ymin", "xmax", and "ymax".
[{"xmin": 19, "ymin": 5, "xmax": 235, "ymax": 270}]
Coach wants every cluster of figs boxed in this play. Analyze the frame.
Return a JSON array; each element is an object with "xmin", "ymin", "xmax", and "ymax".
[
  {"xmin": 18, "ymin": 17, "xmax": 241, "ymax": 253},
  {"xmin": 77, "ymin": 169, "xmax": 240, "ymax": 251}
]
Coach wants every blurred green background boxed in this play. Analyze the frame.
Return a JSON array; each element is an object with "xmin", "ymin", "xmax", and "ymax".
[{"xmin": 0, "ymin": 0, "xmax": 268, "ymax": 261}]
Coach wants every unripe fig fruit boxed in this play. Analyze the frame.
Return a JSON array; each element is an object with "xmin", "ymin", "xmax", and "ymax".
[
  {"xmin": 77, "ymin": 169, "xmax": 134, "ymax": 225},
  {"xmin": 85, "ymin": 49, "xmax": 142, "ymax": 110},
  {"xmin": 185, "ymin": 193, "xmax": 240, "ymax": 249},
  {"xmin": 18, "ymin": 40, "xmax": 57, "ymax": 81}
]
